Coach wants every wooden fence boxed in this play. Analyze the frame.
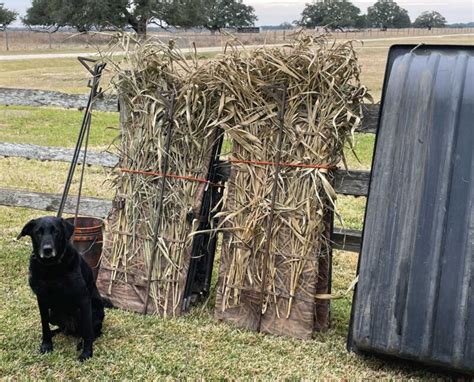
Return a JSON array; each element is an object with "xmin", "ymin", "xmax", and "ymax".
[
  {"xmin": 3, "ymin": 27, "xmax": 474, "ymax": 52},
  {"xmin": 0, "ymin": 88, "xmax": 377, "ymax": 253}
]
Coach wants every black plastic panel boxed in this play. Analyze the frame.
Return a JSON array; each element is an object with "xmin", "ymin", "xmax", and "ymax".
[{"xmin": 348, "ymin": 45, "xmax": 474, "ymax": 374}]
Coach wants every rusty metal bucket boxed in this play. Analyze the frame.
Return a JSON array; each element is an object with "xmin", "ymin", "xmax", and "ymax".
[{"xmin": 66, "ymin": 217, "xmax": 104, "ymax": 281}]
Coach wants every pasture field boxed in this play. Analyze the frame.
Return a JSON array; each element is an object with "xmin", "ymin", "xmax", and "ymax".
[
  {"xmin": 0, "ymin": 116, "xmax": 433, "ymax": 379},
  {"xmin": 0, "ymin": 32, "xmax": 472, "ymax": 379},
  {"xmin": 0, "ymin": 32, "xmax": 473, "ymax": 96}
]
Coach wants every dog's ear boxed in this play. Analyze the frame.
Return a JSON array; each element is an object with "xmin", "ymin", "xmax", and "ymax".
[
  {"xmin": 17, "ymin": 219, "xmax": 37, "ymax": 240},
  {"xmin": 61, "ymin": 219, "xmax": 75, "ymax": 240}
]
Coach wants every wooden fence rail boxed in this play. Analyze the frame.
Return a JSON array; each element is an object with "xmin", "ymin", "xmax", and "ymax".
[
  {"xmin": 0, "ymin": 187, "xmax": 361, "ymax": 251},
  {"xmin": 0, "ymin": 87, "xmax": 117, "ymax": 112},
  {"xmin": 0, "ymin": 142, "xmax": 119, "ymax": 168},
  {"xmin": 0, "ymin": 188, "xmax": 111, "ymax": 218},
  {"xmin": 0, "ymin": 142, "xmax": 371, "ymax": 197},
  {"xmin": 0, "ymin": 87, "xmax": 379, "ymax": 131},
  {"xmin": 0, "ymin": 87, "xmax": 377, "ymax": 252}
]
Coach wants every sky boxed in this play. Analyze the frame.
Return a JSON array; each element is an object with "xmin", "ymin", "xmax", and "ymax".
[{"xmin": 4, "ymin": 0, "xmax": 474, "ymax": 27}]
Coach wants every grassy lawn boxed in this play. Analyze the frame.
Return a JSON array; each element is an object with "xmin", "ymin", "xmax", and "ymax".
[
  {"xmin": 0, "ymin": 225, "xmax": 439, "ymax": 379},
  {"xmin": 0, "ymin": 106, "xmax": 118, "ymax": 149},
  {"xmin": 0, "ymin": 48, "xmax": 99, "ymax": 56},
  {"xmin": 2, "ymin": 34, "xmax": 468, "ymax": 378},
  {"xmin": 0, "ymin": 106, "xmax": 440, "ymax": 379},
  {"xmin": 0, "ymin": 34, "xmax": 471, "ymax": 100},
  {"xmin": 0, "ymin": 58, "xmax": 95, "ymax": 94}
]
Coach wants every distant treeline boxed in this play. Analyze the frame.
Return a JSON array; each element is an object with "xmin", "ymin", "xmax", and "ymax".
[{"xmin": 448, "ymin": 22, "xmax": 474, "ymax": 28}]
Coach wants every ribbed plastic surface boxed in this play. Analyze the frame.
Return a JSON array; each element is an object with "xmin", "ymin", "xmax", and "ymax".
[{"xmin": 348, "ymin": 45, "xmax": 474, "ymax": 374}]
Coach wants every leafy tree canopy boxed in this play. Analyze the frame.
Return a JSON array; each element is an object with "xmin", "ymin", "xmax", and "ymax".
[
  {"xmin": 23, "ymin": 0, "xmax": 57, "ymax": 30},
  {"xmin": 0, "ymin": 2, "xmax": 17, "ymax": 30},
  {"xmin": 413, "ymin": 11, "xmax": 447, "ymax": 28},
  {"xmin": 24, "ymin": 0, "xmax": 257, "ymax": 35},
  {"xmin": 367, "ymin": 0, "xmax": 411, "ymax": 28},
  {"xmin": 298, "ymin": 0, "xmax": 362, "ymax": 30},
  {"xmin": 165, "ymin": 0, "xmax": 208, "ymax": 30},
  {"xmin": 24, "ymin": 0, "xmax": 129, "ymax": 32},
  {"xmin": 201, "ymin": 0, "xmax": 257, "ymax": 32}
]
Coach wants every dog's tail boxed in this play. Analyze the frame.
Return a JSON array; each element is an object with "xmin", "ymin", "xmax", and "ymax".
[{"xmin": 101, "ymin": 296, "xmax": 115, "ymax": 309}]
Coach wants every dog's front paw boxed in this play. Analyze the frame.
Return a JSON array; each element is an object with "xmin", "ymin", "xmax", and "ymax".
[
  {"xmin": 78, "ymin": 350, "xmax": 92, "ymax": 362},
  {"xmin": 39, "ymin": 341, "xmax": 53, "ymax": 354}
]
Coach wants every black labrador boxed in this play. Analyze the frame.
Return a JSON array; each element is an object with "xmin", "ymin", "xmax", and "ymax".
[{"xmin": 18, "ymin": 216, "xmax": 105, "ymax": 361}]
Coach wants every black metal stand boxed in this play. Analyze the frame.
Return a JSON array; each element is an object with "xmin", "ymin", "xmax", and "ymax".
[{"xmin": 57, "ymin": 57, "xmax": 106, "ymax": 220}]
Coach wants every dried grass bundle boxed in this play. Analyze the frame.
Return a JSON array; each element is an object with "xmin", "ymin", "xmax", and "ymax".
[
  {"xmin": 97, "ymin": 34, "xmax": 367, "ymax": 330},
  {"xmin": 97, "ymin": 36, "xmax": 221, "ymax": 316},
  {"xmin": 207, "ymin": 35, "xmax": 368, "ymax": 338}
]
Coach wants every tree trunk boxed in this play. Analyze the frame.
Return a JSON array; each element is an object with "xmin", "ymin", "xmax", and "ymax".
[
  {"xmin": 132, "ymin": 19, "xmax": 148, "ymax": 38},
  {"xmin": 208, "ymin": 26, "xmax": 220, "ymax": 35},
  {"xmin": 5, "ymin": 28, "xmax": 9, "ymax": 51},
  {"xmin": 138, "ymin": 24, "xmax": 147, "ymax": 37}
]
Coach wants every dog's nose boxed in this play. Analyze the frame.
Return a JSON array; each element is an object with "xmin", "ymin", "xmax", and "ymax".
[{"xmin": 41, "ymin": 245, "xmax": 54, "ymax": 258}]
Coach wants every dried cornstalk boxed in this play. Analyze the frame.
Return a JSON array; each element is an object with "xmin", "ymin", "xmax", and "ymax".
[
  {"xmin": 210, "ymin": 35, "xmax": 368, "ymax": 337},
  {"xmin": 96, "ymin": 33, "xmax": 367, "ymax": 330},
  {"xmin": 97, "ymin": 35, "xmax": 221, "ymax": 316}
]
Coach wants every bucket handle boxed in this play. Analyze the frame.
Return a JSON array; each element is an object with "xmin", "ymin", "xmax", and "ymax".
[{"xmin": 78, "ymin": 235, "xmax": 99, "ymax": 256}]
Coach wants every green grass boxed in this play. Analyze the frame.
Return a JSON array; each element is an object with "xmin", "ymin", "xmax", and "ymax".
[
  {"xmin": 0, "ymin": 158, "xmax": 114, "ymax": 199},
  {"xmin": 0, "ymin": 41, "xmax": 455, "ymax": 378},
  {"xmin": 0, "ymin": 48, "xmax": 98, "ymax": 56},
  {"xmin": 0, "ymin": 58, "xmax": 95, "ymax": 94},
  {"xmin": 0, "ymin": 207, "xmax": 440, "ymax": 379},
  {"xmin": 0, "ymin": 106, "xmax": 444, "ymax": 379},
  {"xmin": 0, "ymin": 106, "xmax": 119, "ymax": 149},
  {"xmin": 344, "ymin": 133, "xmax": 375, "ymax": 171}
]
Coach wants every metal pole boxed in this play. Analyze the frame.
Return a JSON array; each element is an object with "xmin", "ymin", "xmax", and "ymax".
[
  {"xmin": 57, "ymin": 59, "xmax": 105, "ymax": 218},
  {"xmin": 257, "ymin": 85, "xmax": 287, "ymax": 332},
  {"xmin": 143, "ymin": 91, "xmax": 176, "ymax": 315},
  {"xmin": 73, "ymin": 106, "xmax": 93, "ymax": 224}
]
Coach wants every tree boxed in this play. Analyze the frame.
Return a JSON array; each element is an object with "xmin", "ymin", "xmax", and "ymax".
[
  {"xmin": 124, "ymin": 0, "xmax": 171, "ymax": 35},
  {"xmin": 23, "ymin": 0, "xmax": 59, "ymax": 31},
  {"xmin": 164, "ymin": 0, "xmax": 208, "ymax": 30},
  {"xmin": 24, "ymin": 0, "xmax": 129, "ymax": 32},
  {"xmin": 298, "ymin": 0, "xmax": 362, "ymax": 30},
  {"xmin": 202, "ymin": 0, "xmax": 257, "ymax": 33},
  {"xmin": 24, "ymin": 0, "xmax": 169, "ymax": 36},
  {"xmin": 367, "ymin": 0, "xmax": 411, "ymax": 29},
  {"xmin": 0, "ymin": 3, "xmax": 17, "ymax": 51},
  {"xmin": 279, "ymin": 22, "xmax": 293, "ymax": 30},
  {"xmin": 0, "ymin": 3, "xmax": 17, "ymax": 30},
  {"xmin": 354, "ymin": 14, "xmax": 367, "ymax": 29},
  {"xmin": 25, "ymin": 0, "xmax": 257, "ymax": 36},
  {"xmin": 413, "ymin": 11, "xmax": 447, "ymax": 29},
  {"xmin": 23, "ymin": 0, "xmax": 61, "ymax": 49}
]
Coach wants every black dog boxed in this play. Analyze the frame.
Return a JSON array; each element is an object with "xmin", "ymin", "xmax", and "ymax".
[{"xmin": 18, "ymin": 216, "xmax": 105, "ymax": 362}]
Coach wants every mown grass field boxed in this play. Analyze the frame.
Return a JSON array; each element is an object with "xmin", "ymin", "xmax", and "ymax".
[
  {"xmin": 0, "ymin": 108, "xmax": 433, "ymax": 380},
  {"xmin": 1, "ymin": 33, "xmax": 472, "ymax": 379}
]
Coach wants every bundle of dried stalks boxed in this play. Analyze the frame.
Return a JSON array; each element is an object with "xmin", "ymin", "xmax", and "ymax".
[
  {"xmin": 207, "ymin": 35, "xmax": 368, "ymax": 338},
  {"xmin": 96, "ymin": 33, "xmax": 367, "ymax": 330},
  {"xmin": 96, "ymin": 35, "xmax": 222, "ymax": 316}
]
